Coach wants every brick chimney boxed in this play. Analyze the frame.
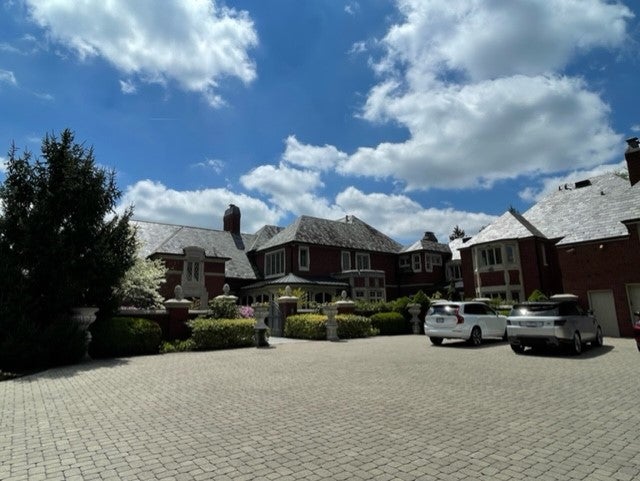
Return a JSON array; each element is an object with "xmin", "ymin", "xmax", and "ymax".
[
  {"xmin": 223, "ymin": 204, "xmax": 241, "ymax": 234},
  {"xmin": 625, "ymin": 137, "xmax": 640, "ymax": 186},
  {"xmin": 423, "ymin": 231, "xmax": 438, "ymax": 242}
]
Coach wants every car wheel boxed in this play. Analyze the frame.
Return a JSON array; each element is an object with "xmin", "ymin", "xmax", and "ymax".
[
  {"xmin": 502, "ymin": 329, "xmax": 508, "ymax": 341},
  {"xmin": 592, "ymin": 327, "xmax": 603, "ymax": 347},
  {"xmin": 569, "ymin": 331, "xmax": 582, "ymax": 355},
  {"xmin": 429, "ymin": 337, "xmax": 443, "ymax": 346},
  {"xmin": 510, "ymin": 343, "xmax": 525, "ymax": 354},
  {"xmin": 468, "ymin": 326, "xmax": 482, "ymax": 346}
]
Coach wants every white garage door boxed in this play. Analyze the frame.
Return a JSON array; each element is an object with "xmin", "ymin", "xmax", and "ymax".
[{"xmin": 588, "ymin": 290, "xmax": 619, "ymax": 337}]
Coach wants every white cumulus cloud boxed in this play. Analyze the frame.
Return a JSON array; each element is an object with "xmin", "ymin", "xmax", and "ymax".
[
  {"xmin": 329, "ymin": 0, "xmax": 631, "ymax": 192},
  {"xmin": 282, "ymin": 135, "xmax": 348, "ymax": 172},
  {"xmin": 25, "ymin": 0, "xmax": 258, "ymax": 106},
  {"xmin": 335, "ymin": 187, "xmax": 497, "ymax": 243},
  {"xmin": 0, "ymin": 69, "xmax": 17, "ymax": 86},
  {"xmin": 118, "ymin": 180, "xmax": 280, "ymax": 233}
]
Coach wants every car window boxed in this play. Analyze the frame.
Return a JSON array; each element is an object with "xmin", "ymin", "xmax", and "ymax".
[
  {"xmin": 509, "ymin": 304, "xmax": 559, "ymax": 317},
  {"xmin": 559, "ymin": 302, "xmax": 581, "ymax": 316},
  {"xmin": 428, "ymin": 304, "xmax": 458, "ymax": 316},
  {"xmin": 462, "ymin": 304, "xmax": 478, "ymax": 315}
]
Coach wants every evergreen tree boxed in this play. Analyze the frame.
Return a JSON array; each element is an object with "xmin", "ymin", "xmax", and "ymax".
[
  {"xmin": 449, "ymin": 225, "xmax": 466, "ymax": 241},
  {"xmin": 0, "ymin": 129, "xmax": 136, "ymax": 370}
]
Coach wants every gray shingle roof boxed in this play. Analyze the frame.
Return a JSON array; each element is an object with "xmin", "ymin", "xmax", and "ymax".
[
  {"xmin": 132, "ymin": 220, "xmax": 259, "ymax": 280},
  {"xmin": 464, "ymin": 210, "xmax": 547, "ymax": 247},
  {"xmin": 401, "ymin": 238, "xmax": 451, "ymax": 254},
  {"xmin": 448, "ymin": 237, "xmax": 468, "ymax": 261},
  {"xmin": 243, "ymin": 273, "xmax": 349, "ymax": 290},
  {"xmin": 256, "ymin": 215, "xmax": 404, "ymax": 253},
  {"xmin": 464, "ymin": 172, "xmax": 640, "ymax": 248},
  {"xmin": 523, "ymin": 172, "xmax": 640, "ymax": 246}
]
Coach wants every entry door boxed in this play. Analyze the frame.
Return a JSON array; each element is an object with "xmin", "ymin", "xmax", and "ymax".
[
  {"xmin": 627, "ymin": 284, "xmax": 640, "ymax": 322},
  {"xmin": 588, "ymin": 290, "xmax": 619, "ymax": 337}
]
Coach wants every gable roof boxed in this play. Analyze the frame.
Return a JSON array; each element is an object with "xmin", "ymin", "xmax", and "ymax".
[
  {"xmin": 132, "ymin": 220, "xmax": 259, "ymax": 280},
  {"xmin": 401, "ymin": 235, "xmax": 451, "ymax": 254},
  {"xmin": 523, "ymin": 172, "xmax": 640, "ymax": 246},
  {"xmin": 256, "ymin": 215, "xmax": 404, "ymax": 253},
  {"xmin": 463, "ymin": 171, "xmax": 640, "ymax": 249},
  {"xmin": 464, "ymin": 209, "xmax": 547, "ymax": 247}
]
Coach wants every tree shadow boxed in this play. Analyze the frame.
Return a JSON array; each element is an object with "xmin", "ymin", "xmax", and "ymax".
[{"xmin": 5, "ymin": 357, "xmax": 131, "ymax": 382}]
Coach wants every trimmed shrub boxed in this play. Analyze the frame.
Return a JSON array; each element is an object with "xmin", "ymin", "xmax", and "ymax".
[
  {"xmin": 370, "ymin": 312, "xmax": 410, "ymax": 335},
  {"xmin": 89, "ymin": 317, "xmax": 162, "ymax": 358},
  {"xmin": 284, "ymin": 314, "xmax": 326, "ymax": 340},
  {"xmin": 189, "ymin": 318, "xmax": 255, "ymax": 350},
  {"xmin": 160, "ymin": 339, "xmax": 196, "ymax": 354},
  {"xmin": 207, "ymin": 299, "xmax": 240, "ymax": 319},
  {"xmin": 336, "ymin": 314, "xmax": 373, "ymax": 339}
]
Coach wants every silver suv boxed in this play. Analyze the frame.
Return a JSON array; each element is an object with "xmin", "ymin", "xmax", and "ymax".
[
  {"xmin": 424, "ymin": 301, "xmax": 508, "ymax": 346},
  {"xmin": 506, "ymin": 294, "xmax": 603, "ymax": 355}
]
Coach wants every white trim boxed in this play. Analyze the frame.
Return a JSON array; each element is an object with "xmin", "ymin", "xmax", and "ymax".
[
  {"xmin": 298, "ymin": 246, "xmax": 310, "ymax": 271},
  {"xmin": 264, "ymin": 248, "xmax": 285, "ymax": 278},
  {"xmin": 341, "ymin": 251, "xmax": 351, "ymax": 271},
  {"xmin": 355, "ymin": 252, "xmax": 370, "ymax": 270},
  {"xmin": 412, "ymin": 253, "xmax": 422, "ymax": 272}
]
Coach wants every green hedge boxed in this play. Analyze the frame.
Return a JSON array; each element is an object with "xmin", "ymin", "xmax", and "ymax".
[
  {"xmin": 336, "ymin": 314, "xmax": 374, "ymax": 338},
  {"xmin": 284, "ymin": 313, "xmax": 374, "ymax": 339},
  {"xmin": 284, "ymin": 314, "xmax": 326, "ymax": 340},
  {"xmin": 189, "ymin": 318, "xmax": 256, "ymax": 350},
  {"xmin": 89, "ymin": 317, "xmax": 162, "ymax": 358},
  {"xmin": 370, "ymin": 312, "xmax": 410, "ymax": 335}
]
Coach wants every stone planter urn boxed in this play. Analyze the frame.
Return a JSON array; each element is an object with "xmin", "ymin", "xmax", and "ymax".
[
  {"xmin": 323, "ymin": 304, "xmax": 339, "ymax": 342},
  {"xmin": 407, "ymin": 303, "xmax": 422, "ymax": 335},
  {"xmin": 253, "ymin": 304, "xmax": 270, "ymax": 347},
  {"xmin": 71, "ymin": 307, "xmax": 99, "ymax": 360}
]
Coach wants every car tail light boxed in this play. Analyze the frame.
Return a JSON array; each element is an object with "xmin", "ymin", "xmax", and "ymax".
[
  {"xmin": 554, "ymin": 320, "xmax": 566, "ymax": 326},
  {"xmin": 454, "ymin": 308, "xmax": 464, "ymax": 324}
]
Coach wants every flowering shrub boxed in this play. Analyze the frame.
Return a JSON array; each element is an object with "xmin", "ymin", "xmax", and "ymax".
[{"xmin": 238, "ymin": 305, "xmax": 254, "ymax": 318}]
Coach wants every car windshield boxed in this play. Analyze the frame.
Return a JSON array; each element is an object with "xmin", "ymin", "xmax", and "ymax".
[
  {"xmin": 509, "ymin": 304, "xmax": 559, "ymax": 317},
  {"xmin": 428, "ymin": 304, "xmax": 458, "ymax": 316}
]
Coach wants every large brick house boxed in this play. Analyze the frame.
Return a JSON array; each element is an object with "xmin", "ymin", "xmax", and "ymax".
[
  {"xmin": 133, "ymin": 205, "xmax": 453, "ymax": 308},
  {"xmin": 460, "ymin": 138, "xmax": 640, "ymax": 337}
]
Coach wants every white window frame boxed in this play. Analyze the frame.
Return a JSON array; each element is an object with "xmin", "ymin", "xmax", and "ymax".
[
  {"xmin": 425, "ymin": 254, "xmax": 433, "ymax": 272},
  {"xmin": 182, "ymin": 247, "xmax": 205, "ymax": 286},
  {"xmin": 356, "ymin": 252, "xmax": 370, "ymax": 270},
  {"xmin": 505, "ymin": 244, "xmax": 516, "ymax": 264},
  {"xmin": 298, "ymin": 246, "xmax": 310, "ymax": 271},
  {"xmin": 341, "ymin": 251, "xmax": 351, "ymax": 271},
  {"xmin": 265, "ymin": 249, "xmax": 285, "ymax": 278},
  {"xmin": 411, "ymin": 253, "xmax": 422, "ymax": 272},
  {"xmin": 479, "ymin": 246, "xmax": 503, "ymax": 267}
]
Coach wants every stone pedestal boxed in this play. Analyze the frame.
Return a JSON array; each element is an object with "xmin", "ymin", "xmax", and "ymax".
[
  {"xmin": 71, "ymin": 307, "xmax": 99, "ymax": 360},
  {"xmin": 407, "ymin": 303, "xmax": 422, "ymax": 335},
  {"xmin": 277, "ymin": 286, "xmax": 298, "ymax": 337},
  {"xmin": 164, "ymin": 285, "xmax": 192, "ymax": 340},
  {"xmin": 324, "ymin": 305, "xmax": 339, "ymax": 342},
  {"xmin": 335, "ymin": 290, "xmax": 355, "ymax": 315},
  {"xmin": 253, "ymin": 305, "xmax": 270, "ymax": 348}
]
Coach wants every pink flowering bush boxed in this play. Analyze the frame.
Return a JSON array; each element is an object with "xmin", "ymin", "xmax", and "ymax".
[{"xmin": 238, "ymin": 305, "xmax": 254, "ymax": 318}]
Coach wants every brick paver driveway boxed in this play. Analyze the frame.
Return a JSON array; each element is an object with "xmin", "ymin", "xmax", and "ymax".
[{"xmin": 2, "ymin": 336, "xmax": 639, "ymax": 481}]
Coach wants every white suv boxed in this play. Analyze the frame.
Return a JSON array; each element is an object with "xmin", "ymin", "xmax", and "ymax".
[{"xmin": 424, "ymin": 301, "xmax": 508, "ymax": 346}]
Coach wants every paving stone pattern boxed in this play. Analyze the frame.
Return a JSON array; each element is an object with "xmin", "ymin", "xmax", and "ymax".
[{"xmin": 1, "ymin": 336, "xmax": 640, "ymax": 480}]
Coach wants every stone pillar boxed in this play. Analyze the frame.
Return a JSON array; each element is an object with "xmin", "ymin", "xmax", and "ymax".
[
  {"xmin": 324, "ymin": 304, "xmax": 339, "ymax": 342},
  {"xmin": 164, "ymin": 285, "xmax": 193, "ymax": 340},
  {"xmin": 335, "ymin": 290, "xmax": 355, "ymax": 315},
  {"xmin": 253, "ymin": 304, "xmax": 270, "ymax": 347},
  {"xmin": 277, "ymin": 286, "xmax": 298, "ymax": 337},
  {"xmin": 407, "ymin": 303, "xmax": 421, "ymax": 335},
  {"xmin": 71, "ymin": 307, "xmax": 99, "ymax": 360},
  {"xmin": 213, "ymin": 283, "xmax": 239, "ymax": 306}
]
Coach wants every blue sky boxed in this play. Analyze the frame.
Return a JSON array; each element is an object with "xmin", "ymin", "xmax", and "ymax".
[{"xmin": 1, "ymin": 0, "xmax": 638, "ymax": 244}]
